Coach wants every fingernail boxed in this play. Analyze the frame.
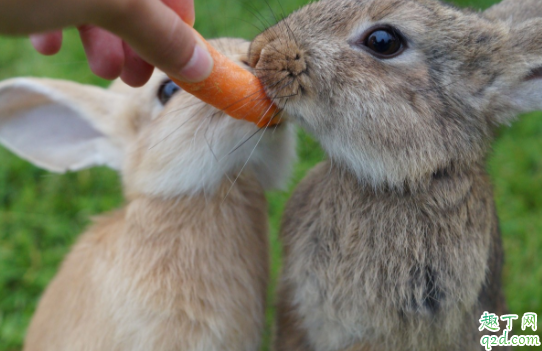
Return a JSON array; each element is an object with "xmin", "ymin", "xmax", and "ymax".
[{"xmin": 179, "ymin": 42, "xmax": 213, "ymax": 82}]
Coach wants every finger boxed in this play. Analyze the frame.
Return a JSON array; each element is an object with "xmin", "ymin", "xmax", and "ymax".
[
  {"xmin": 162, "ymin": 0, "xmax": 195, "ymax": 26},
  {"xmin": 30, "ymin": 31, "xmax": 63, "ymax": 55},
  {"xmin": 78, "ymin": 25, "xmax": 125, "ymax": 80},
  {"xmin": 120, "ymin": 43, "xmax": 155, "ymax": 87},
  {"xmin": 96, "ymin": 0, "xmax": 212, "ymax": 82}
]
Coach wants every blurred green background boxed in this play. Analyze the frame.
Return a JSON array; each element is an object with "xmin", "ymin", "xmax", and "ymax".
[{"xmin": 0, "ymin": 0, "xmax": 540, "ymax": 350}]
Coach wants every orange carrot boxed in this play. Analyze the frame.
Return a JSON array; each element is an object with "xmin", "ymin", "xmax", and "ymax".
[{"xmin": 169, "ymin": 31, "xmax": 280, "ymax": 128}]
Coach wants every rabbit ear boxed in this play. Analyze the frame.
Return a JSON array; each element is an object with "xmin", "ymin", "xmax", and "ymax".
[
  {"xmin": 495, "ymin": 19, "xmax": 542, "ymax": 115},
  {"xmin": 485, "ymin": 0, "xmax": 542, "ymax": 23},
  {"xmin": 0, "ymin": 78, "xmax": 132, "ymax": 173}
]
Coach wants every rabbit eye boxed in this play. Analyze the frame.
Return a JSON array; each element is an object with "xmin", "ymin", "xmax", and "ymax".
[
  {"xmin": 361, "ymin": 26, "xmax": 405, "ymax": 58},
  {"xmin": 158, "ymin": 80, "xmax": 182, "ymax": 105}
]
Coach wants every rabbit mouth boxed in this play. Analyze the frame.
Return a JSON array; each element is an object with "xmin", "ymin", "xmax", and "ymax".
[
  {"xmin": 249, "ymin": 38, "xmax": 309, "ymax": 109},
  {"xmin": 257, "ymin": 70, "xmax": 307, "ymax": 107}
]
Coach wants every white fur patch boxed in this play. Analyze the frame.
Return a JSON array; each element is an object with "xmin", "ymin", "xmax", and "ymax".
[{"xmin": 124, "ymin": 92, "xmax": 297, "ymax": 198}]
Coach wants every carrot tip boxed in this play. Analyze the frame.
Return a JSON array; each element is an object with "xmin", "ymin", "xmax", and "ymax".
[{"xmin": 169, "ymin": 30, "xmax": 281, "ymax": 127}]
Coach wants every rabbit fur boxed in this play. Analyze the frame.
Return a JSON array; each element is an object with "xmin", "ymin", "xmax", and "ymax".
[
  {"xmin": 248, "ymin": 0, "xmax": 542, "ymax": 350},
  {"xmin": 0, "ymin": 38, "xmax": 296, "ymax": 351}
]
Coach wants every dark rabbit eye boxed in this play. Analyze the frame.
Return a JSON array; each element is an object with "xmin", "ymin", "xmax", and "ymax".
[
  {"xmin": 362, "ymin": 26, "xmax": 405, "ymax": 58},
  {"xmin": 158, "ymin": 80, "xmax": 182, "ymax": 105}
]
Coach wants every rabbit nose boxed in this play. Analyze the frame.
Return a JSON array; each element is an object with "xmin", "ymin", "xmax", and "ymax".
[
  {"xmin": 286, "ymin": 52, "xmax": 307, "ymax": 77},
  {"xmin": 249, "ymin": 34, "xmax": 309, "ymax": 100},
  {"xmin": 250, "ymin": 40, "xmax": 307, "ymax": 77}
]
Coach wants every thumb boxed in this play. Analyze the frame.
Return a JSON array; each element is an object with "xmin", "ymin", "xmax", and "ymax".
[{"xmin": 97, "ymin": 0, "xmax": 212, "ymax": 82}]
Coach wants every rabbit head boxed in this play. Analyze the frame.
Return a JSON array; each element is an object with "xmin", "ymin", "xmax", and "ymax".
[
  {"xmin": 0, "ymin": 38, "xmax": 296, "ymax": 198},
  {"xmin": 249, "ymin": 0, "xmax": 542, "ymax": 190}
]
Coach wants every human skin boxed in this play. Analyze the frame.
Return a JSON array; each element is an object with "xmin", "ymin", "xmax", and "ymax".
[{"xmin": 0, "ymin": 0, "xmax": 213, "ymax": 86}]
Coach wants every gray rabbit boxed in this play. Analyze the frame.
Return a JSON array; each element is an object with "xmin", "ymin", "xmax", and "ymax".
[{"xmin": 248, "ymin": 0, "xmax": 542, "ymax": 350}]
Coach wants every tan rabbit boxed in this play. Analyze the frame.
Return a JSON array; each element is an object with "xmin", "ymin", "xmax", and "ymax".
[
  {"xmin": 248, "ymin": 0, "xmax": 542, "ymax": 350},
  {"xmin": 0, "ymin": 38, "xmax": 296, "ymax": 351}
]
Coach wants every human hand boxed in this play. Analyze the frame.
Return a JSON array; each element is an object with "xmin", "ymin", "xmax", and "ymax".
[{"xmin": 0, "ymin": 0, "xmax": 213, "ymax": 86}]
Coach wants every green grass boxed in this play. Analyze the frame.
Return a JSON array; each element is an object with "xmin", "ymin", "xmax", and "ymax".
[{"xmin": 0, "ymin": 0, "xmax": 541, "ymax": 350}]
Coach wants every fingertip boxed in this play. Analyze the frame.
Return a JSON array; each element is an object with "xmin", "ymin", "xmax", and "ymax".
[
  {"xmin": 120, "ymin": 44, "xmax": 155, "ymax": 87},
  {"xmin": 30, "ymin": 32, "xmax": 63, "ymax": 56},
  {"xmin": 120, "ymin": 66, "xmax": 154, "ymax": 87},
  {"xmin": 177, "ymin": 41, "xmax": 213, "ymax": 82},
  {"xmin": 88, "ymin": 50, "xmax": 125, "ymax": 81},
  {"xmin": 79, "ymin": 26, "xmax": 125, "ymax": 80}
]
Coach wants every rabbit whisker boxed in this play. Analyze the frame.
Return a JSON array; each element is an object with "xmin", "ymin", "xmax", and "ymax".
[
  {"xmin": 243, "ymin": 0, "xmax": 275, "ymax": 28},
  {"xmin": 270, "ymin": 109, "xmax": 288, "ymax": 135},
  {"xmin": 198, "ymin": 111, "xmax": 236, "ymax": 188},
  {"xmin": 227, "ymin": 126, "xmax": 264, "ymax": 156},
  {"xmin": 146, "ymin": 102, "xmax": 209, "ymax": 151},
  {"xmin": 230, "ymin": 16, "xmax": 267, "ymax": 34},
  {"xmin": 226, "ymin": 96, "xmax": 284, "ymax": 156},
  {"xmin": 276, "ymin": 2, "xmax": 299, "ymax": 47},
  {"xmin": 241, "ymin": 2, "xmax": 274, "ymax": 34},
  {"xmin": 221, "ymin": 100, "xmax": 277, "ymax": 203}
]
